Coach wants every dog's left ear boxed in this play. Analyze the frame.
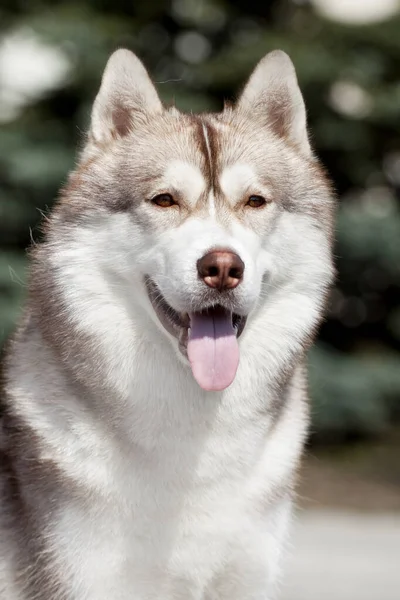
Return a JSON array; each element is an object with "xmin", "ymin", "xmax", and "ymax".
[
  {"xmin": 236, "ymin": 50, "xmax": 311, "ymax": 156},
  {"xmin": 89, "ymin": 49, "xmax": 162, "ymax": 145}
]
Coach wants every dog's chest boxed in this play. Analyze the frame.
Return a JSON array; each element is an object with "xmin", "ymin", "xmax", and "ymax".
[{"xmin": 49, "ymin": 402, "xmax": 284, "ymax": 599}]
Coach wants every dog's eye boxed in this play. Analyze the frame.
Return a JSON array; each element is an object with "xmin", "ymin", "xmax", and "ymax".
[
  {"xmin": 151, "ymin": 193, "xmax": 176, "ymax": 208},
  {"xmin": 246, "ymin": 195, "xmax": 266, "ymax": 208}
]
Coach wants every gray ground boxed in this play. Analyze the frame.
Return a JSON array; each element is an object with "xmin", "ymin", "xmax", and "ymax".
[{"xmin": 282, "ymin": 510, "xmax": 400, "ymax": 600}]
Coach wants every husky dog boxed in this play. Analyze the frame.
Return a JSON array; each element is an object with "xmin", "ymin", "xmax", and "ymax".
[{"xmin": 0, "ymin": 49, "xmax": 335, "ymax": 599}]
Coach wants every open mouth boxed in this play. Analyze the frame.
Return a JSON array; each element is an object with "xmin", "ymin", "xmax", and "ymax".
[{"xmin": 145, "ymin": 277, "xmax": 247, "ymax": 392}]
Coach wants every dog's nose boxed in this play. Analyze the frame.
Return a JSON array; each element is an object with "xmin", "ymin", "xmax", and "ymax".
[{"xmin": 197, "ymin": 250, "xmax": 244, "ymax": 291}]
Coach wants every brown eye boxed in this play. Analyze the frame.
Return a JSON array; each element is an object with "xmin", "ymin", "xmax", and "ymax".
[
  {"xmin": 151, "ymin": 193, "xmax": 176, "ymax": 208},
  {"xmin": 246, "ymin": 195, "xmax": 267, "ymax": 208}
]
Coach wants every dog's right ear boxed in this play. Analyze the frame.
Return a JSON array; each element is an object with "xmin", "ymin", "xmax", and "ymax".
[
  {"xmin": 89, "ymin": 49, "xmax": 162, "ymax": 146},
  {"xmin": 236, "ymin": 50, "xmax": 311, "ymax": 156}
]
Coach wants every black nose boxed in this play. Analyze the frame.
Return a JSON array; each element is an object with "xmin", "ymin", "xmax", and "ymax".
[{"xmin": 197, "ymin": 250, "xmax": 244, "ymax": 291}]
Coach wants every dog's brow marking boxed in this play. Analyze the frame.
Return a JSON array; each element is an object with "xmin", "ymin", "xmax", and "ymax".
[
  {"xmin": 220, "ymin": 163, "xmax": 259, "ymax": 204},
  {"xmin": 164, "ymin": 160, "xmax": 206, "ymax": 206},
  {"xmin": 201, "ymin": 122, "xmax": 216, "ymax": 217}
]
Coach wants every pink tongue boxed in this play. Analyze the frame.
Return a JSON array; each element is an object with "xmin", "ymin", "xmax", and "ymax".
[{"xmin": 187, "ymin": 310, "xmax": 239, "ymax": 391}]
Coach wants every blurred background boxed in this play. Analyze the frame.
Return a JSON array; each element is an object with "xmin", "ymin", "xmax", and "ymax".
[{"xmin": 1, "ymin": 0, "xmax": 400, "ymax": 597}]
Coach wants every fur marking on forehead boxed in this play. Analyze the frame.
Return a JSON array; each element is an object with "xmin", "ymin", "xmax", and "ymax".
[
  {"xmin": 200, "ymin": 121, "xmax": 217, "ymax": 216},
  {"xmin": 201, "ymin": 122, "xmax": 213, "ymax": 175}
]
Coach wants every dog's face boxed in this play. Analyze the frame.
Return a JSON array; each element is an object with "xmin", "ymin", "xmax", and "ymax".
[{"xmin": 52, "ymin": 50, "xmax": 334, "ymax": 391}]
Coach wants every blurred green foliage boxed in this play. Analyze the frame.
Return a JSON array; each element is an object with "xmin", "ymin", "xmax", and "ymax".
[{"xmin": 1, "ymin": 0, "xmax": 400, "ymax": 440}]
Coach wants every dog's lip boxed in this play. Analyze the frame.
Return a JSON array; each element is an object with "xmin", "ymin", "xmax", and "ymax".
[
  {"xmin": 145, "ymin": 277, "xmax": 189, "ymax": 335},
  {"xmin": 144, "ymin": 277, "xmax": 247, "ymax": 347}
]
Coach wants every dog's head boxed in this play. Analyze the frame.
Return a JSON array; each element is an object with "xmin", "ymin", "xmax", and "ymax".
[{"xmin": 48, "ymin": 50, "xmax": 335, "ymax": 392}]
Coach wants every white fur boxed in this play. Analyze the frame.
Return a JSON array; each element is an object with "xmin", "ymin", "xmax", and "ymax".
[
  {"xmin": 219, "ymin": 163, "xmax": 272, "ymax": 205},
  {"xmin": 161, "ymin": 160, "xmax": 206, "ymax": 205}
]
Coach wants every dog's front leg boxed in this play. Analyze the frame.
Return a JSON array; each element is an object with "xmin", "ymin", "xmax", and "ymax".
[{"xmin": 205, "ymin": 497, "xmax": 292, "ymax": 600}]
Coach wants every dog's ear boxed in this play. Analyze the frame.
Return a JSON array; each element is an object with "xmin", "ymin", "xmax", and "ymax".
[
  {"xmin": 236, "ymin": 50, "xmax": 311, "ymax": 155},
  {"xmin": 89, "ymin": 49, "xmax": 162, "ymax": 145}
]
